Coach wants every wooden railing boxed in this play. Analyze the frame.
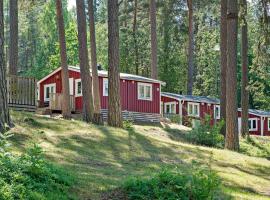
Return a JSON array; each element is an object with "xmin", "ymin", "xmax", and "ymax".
[{"xmin": 49, "ymin": 93, "xmax": 75, "ymax": 111}]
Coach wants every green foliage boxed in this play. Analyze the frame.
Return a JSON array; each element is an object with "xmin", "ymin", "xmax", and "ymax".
[
  {"xmin": 186, "ymin": 115, "xmax": 224, "ymax": 148},
  {"xmin": 123, "ymin": 120, "xmax": 134, "ymax": 130},
  {"xmin": 122, "ymin": 165, "xmax": 220, "ymax": 200},
  {"xmin": 240, "ymin": 136, "xmax": 270, "ymax": 158},
  {"xmin": 0, "ymin": 144, "xmax": 74, "ymax": 200}
]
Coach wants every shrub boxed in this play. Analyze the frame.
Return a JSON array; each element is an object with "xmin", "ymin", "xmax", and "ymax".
[
  {"xmin": 122, "ymin": 165, "xmax": 220, "ymax": 200},
  {"xmin": 0, "ymin": 144, "xmax": 75, "ymax": 200},
  {"xmin": 123, "ymin": 120, "xmax": 134, "ymax": 130},
  {"xmin": 186, "ymin": 115, "xmax": 224, "ymax": 148}
]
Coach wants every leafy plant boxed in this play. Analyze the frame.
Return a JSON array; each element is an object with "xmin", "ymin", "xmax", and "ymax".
[
  {"xmin": 186, "ymin": 115, "xmax": 224, "ymax": 148},
  {"xmin": 123, "ymin": 120, "xmax": 134, "ymax": 130},
  {"xmin": 122, "ymin": 164, "xmax": 220, "ymax": 200}
]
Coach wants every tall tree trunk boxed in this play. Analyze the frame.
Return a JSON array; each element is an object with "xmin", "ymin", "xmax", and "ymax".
[
  {"xmin": 225, "ymin": 0, "xmax": 239, "ymax": 151},
  {"xmin": 241, "ymin": 0, "xmax": 249, "ymax": 138},
  {"xmin": 133, "ymin": 0, "xmax": 139, "ymax": 75},
  {"xmin": 0, "ymin": 0, "xmax": 10, "ymax": 132},
  {"xmin": 56, "ymin": 0, "xmax": 71, "ymax": 119},
  {"xmin": 108, "ymin": 0, "xmax": 122, "ymax": 127},
  {"xmin": 76, "ymin": 0, "xmax": 94, "ymax": 122},
  {"xmin": 9, "ymin": 0, "xmax": 18, "ymax": 75},
  {"xmin": 187, "ymin": 0, "xmax": 194, "ymax": 95},
  {"xmin": 150, "ymin": 0, "xmax": 158, "ymax": 79},
  {"xmin": 87, "ymin": 0, "xmax": 103, "ymax": 124},
  {"xmin": 220, "ymin": 0, "xmax": 227, "ymax": 136}
]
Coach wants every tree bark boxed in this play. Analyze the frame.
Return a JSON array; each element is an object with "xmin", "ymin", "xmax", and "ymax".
[
  {"xmin": 150, "ymin": 0, "xmax": 158, "ymax": 79},
  {"xmin": 56, "ymin": 0, "xmax": 71, "ymax": 119},
  {"xmin": 108, "ymin": 0, "xmax": 122, "ymax": 127},
  {"xmin": 87, "ymin": 0, "xmax": 103, "ymax": 124},
  {"xmin": 0, "ymin": 0, "xmax": 10, "ymax": 132},
  {"xmin": 9, "ymin": 0, "xmax": 18, "ymax": 75},
  {"xmin": 187, "ymin": 0, "xmax": 194, "ymax": 95},
  {"xmin": 133, "ymin": 0, "xmax": 139, "ymax": 75},
  {"xmin": 76, "ymin": 0, "xmax": 94, "ymax": 122},
  {"xmin": 220, "ymin": 0, "xmax": 227, "ymax": 136},
  {"xmin": 241, "ymin": 0, "xmax": 249, "ymax": 138},
  {"xmin": 225, "ymin": 0, "xmax": 239, "ymax": 151}
]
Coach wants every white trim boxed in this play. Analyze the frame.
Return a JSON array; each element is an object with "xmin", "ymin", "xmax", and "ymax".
[
  {"xmin": 103, "ymin": 78, "xmax": 108, "ymax": 96},
  {"xmin": 248, "ymin": 118, "xmax": 258, "ymax": 131},
  {"xmin": 164, "ymin": 102, "xmax": 176, "ymax": 114},
  {"xmin": 75, "ymin": 79, "xmax": 82, "ymax": 97},
  {"xmin": 214, "ymin": 105, "xmax": 220, "ymax": 119},
  {"xmin": 261, "ymin": 117, "xmax": 264, "ymax": 136},
  {"xmin": 69, "ymin": 78, "xmax": 74, "ymax": 95},
  {"xmin": 37, "ymin": 83, "xmax": 40, "ymax": 101},
  {"xmin": 187, "ymin": 102, "xmax": 200, "ymax": 117},
  {"xmin": 137, "ymin": 82, "xmax": 152, "ymax": 101},
  {"xmin": 44, "ymin": 83, "xmax": 56, "ymax": 102}
]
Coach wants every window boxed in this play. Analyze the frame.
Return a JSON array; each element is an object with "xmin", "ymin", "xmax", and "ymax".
[
  {"xmin": 75, "ymin": 79, "xmax": 82, "ymax": 97},
  {"xmin": 103, "ymin": 78, "xmax": 108, "ymax": 96},
  {"xmin": 44, "ymin": 83, "xmax": 56, "ymax": 102},
  {"xmin": 138, "ymin": 83, "xmax": 152, "ymax": 101},
  {"xmin": 248, "ymin": 118, "xmax": 257, "ymax": 131},
  {"xmin": 214, "ymin": 105, "xmax": 220, "ymax": 119},
  {"xmin": 187, "ymin": 102, "xmax": 200, "ymax": 117},
  {"xmin": 164, "ymin": 102, "xmax": 176, "ymax": 114},
  {"xmin": 268, "ymin": 118, "xmax": 270, "ymax": 131}
]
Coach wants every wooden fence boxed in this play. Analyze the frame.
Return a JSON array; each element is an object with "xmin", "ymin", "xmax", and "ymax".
[{"xmin": 7, "ymin": 75, "xmax": 37, "ymax": 111}]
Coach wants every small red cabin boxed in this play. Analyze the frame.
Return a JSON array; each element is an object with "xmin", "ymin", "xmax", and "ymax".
[
  {"xmin": 37, "ymin": 66, "xmax": 165, "ymax": 122},
  {"xmin": 161, "ymin": 92, "xmax": 270, "ymax": 136}
]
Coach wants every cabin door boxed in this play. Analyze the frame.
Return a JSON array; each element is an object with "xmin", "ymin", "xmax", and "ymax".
[{"xmin": 44, "ymin": 83, "xmax": 56, "ymax": 102}]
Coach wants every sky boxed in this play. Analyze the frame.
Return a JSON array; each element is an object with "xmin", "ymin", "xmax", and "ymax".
[{"xmin": 67, "ymin": 0, "xmax": 76, "ymax": 10}]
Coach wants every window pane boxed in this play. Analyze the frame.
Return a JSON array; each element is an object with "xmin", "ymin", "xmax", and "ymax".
[
  {"xmin": 78, "ymin": 82, "xmax": 82, "ymax": 94},
  {"xmin": 253, "ymin": 120, "xmax": 256, "ymax": 129},
  {"xmin": 46, "ymin": 87, "xmax": 50, "ymax": 98},
  {"xmin": 171, "ymin": 104, "xmax": 175, "ymax": 114},
  {"xmin": 166, "ymin": 105, "xmax": 170, "ymax": 113},
  {"xmin": 105, "ymin": 82, "xmax": 108, "ymax": 96},
  {"xmin": 248, "ymin": 120, "xmax": 251, "ymax": 129},
  {"xmin": 145, "ymin": 86, "xmax": 151, "ymax": 98},
  {"xmin": 139, "ymin": 85, "xmax": 144, "ymax": 98},
  {"xmin": 194, "ymin": 105, "xmax": 198, "ymax": 115},
  {"xmin": 188, "ymin": 104, "xmax": 193, "ymax": 114}
]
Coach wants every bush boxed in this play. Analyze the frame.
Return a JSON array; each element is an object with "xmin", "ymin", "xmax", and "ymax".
[
  {"xmin": 122, "ymin": 165, "xmax": 220, "ymax": 200},
  {"xmin": 186, "ymin": 115, "xmax": 224, "ymax": 148},
  {"xmin": 123, "ymin": 120, "xmax": 134, "ymax": 130},
  {"xmin": 0, "ymin": 144, "xmax": 75, "ymax": 200}
]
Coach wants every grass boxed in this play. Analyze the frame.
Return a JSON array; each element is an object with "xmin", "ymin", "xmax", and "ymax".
[{"xmin": 7, "ymin": 111, "xmax": 270, "ymax": 200}]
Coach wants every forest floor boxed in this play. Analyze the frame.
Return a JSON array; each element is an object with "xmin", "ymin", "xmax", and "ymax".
[{"xmin": 7, "ymin": 111, "xmax": 270, "ymax": 200}]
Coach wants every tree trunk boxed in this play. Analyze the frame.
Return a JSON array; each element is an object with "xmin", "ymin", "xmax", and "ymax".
[
  {"xmin": 108, "ymin": 0, "xmax": 122, "ymax": 127},
  {"xmin": 87, "ymin": 0, "xmax": 103, "ymax": 125},
  {"xmin": 220, "ymin": 0, "xmax": 227, "ymax": 136},
  {"xmin": 187, "ymin": 0, "xmax": 194, "ymax": 95},
  {"xmin": 150, "ymin": 0, "xmax": 158, "ymax": 79},
  {"xmin": 133, "ymin": 0, "xmax": 139, "ymax": 75},
  {"xmin": 241, "ymin": 0, "xmax": 249, "ymax": 138},
  {"xmin": 0, "ymin": 0, "xmax": 10, "ymax": 132},
  {"xmin": 225, "ymin": 0, "xmax": 239, "ymax": 151},
  {"xmin": 76, "ymin": 0, "xmax": 94, "ymax": 122},
  {"xmin": 9, "ymin": 0, "xmax": 18, "ymax": 75},
  {"xmin": 56, "ymin": 0, "xmax": 71, "ymax": 119}
]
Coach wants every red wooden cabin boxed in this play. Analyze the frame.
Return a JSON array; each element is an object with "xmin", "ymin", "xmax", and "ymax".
[
  {"xmin": 37, "ymin": 66, "xmax": 165, "ymax": 122},
  {"xmin": 161, "ymin": 92, "xmax": 270, "ymax": 136}
]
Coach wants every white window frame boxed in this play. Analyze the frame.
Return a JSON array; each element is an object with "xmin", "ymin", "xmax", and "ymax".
[
  {"xmin": 103, "ymin": 78, "xmax": 108, "ymax": 96},
  {"xmin": 164, "ymin": 102, "xmax": 176, "ymax": 114},
  {"xmin": 268, "ymin": 118, "xmax": 270, "ymax": 131},
  {"xmin": 137, "ymin": 82, "xmax": 152, "ymax": 101},
  {"xmin": 44, "ymin": 83, "xmax": 56, "ymax": 102},
  {"xmin": 248, "ymin": 118, "xmax": 258, "ymax": 131},
  {"xmin": 187, "ymin": 102, "xmax": 200, "ymax": 117},
  {"xmin": 75, "ymin": 79, "xmax": 82, "ymax": 97},
  {"xmin": 214, "ymin": 105, "xmax": 220, "ymax": 119}
]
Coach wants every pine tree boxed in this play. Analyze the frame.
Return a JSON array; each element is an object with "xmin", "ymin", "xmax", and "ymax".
[
  {"xmin": 108, "ymin": 0, "xmax": 122, "ymax": 127},
  {"xmin": 150, "ymin": 0, "xmax": 158, "ymax": 79},
  {"xmin": 187, "ymin": 0, "xmax": 194, "ymax": 95}
]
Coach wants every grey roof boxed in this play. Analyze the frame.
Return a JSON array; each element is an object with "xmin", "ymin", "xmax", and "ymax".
[
  {"xmin": 68, "ymin": 66, "xmax": 166, "ymax": 85},
  {"xmin": 162, "ymin": 92, "xmax": 220, "ymax": 104},
  {"xmin": 238, "ymin": 108, "xmax": 270, "ymax": 117}
]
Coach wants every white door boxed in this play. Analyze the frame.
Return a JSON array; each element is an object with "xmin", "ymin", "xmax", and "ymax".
[{"xmin": 238, "ymin": 118, "xmax": 241, "ymax": 134}]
